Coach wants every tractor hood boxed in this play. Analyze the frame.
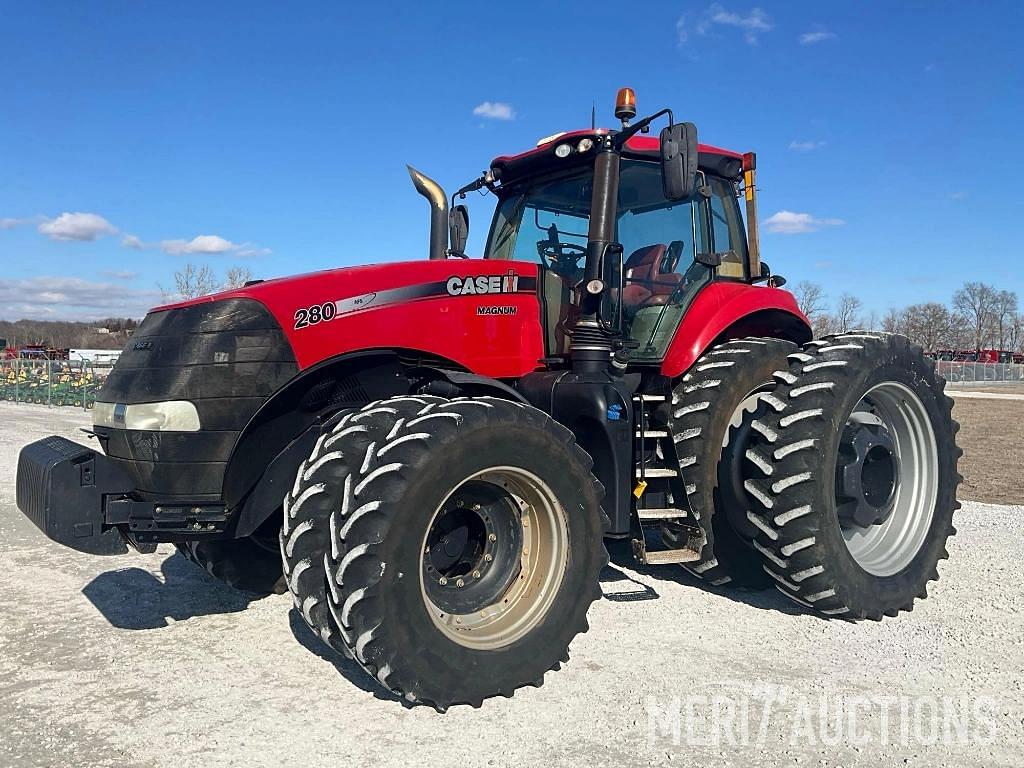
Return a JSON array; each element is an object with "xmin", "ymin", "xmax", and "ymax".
[{"xmin": 151, "ymin": 260, "xmax": 545, "ymax": 375}]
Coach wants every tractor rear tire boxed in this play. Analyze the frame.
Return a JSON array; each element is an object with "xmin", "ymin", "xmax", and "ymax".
[
  {"xmin": 280, "ymin": 397, "xmax": 445, "ymax": 656},
  {"xmin": 294, "ymin": 396, "xmax": 606, "ymax": 710},
  {"xmin": 742, "ymin": 333, "xmax": 960, "ymax": 619},
  {"xmin": 671, "ymin": 337, "xmax": 797, "ymax": 588},
  {"xmin": 176, "ymin": 529, "xmax": 287, "ymax": 596}
]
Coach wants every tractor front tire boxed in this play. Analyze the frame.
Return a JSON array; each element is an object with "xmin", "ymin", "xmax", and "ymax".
[
  {"xmin": 280, "ymin": 397, "xmax": 444, "ymax": 656},
  {"xmin": 743, "ymin": 333, "xmax": 960, "ymax": 619},
  {"xmin": 176, "ymin": 530, "xmax": 287, "ymax": 596},
  {"xmin": 671, "ymin": 336, "xmax": 796, "ymax": 588},
  {"xmin": 293, "ymin": 396, "xmax": 607, "ymax": 710}
]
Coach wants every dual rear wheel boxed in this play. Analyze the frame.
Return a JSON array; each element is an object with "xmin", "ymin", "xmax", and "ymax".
[{"xmin": 680, "ymin": 333, "xmax": 959, "ymax": 618}]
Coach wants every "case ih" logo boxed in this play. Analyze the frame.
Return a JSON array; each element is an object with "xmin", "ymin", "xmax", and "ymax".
[{"xmin": 446, "ymin": 270, "xmax": 520, "ymax": 296}]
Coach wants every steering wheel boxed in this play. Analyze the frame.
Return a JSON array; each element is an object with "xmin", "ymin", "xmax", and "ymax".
[{"xmin": 537, "ymin": 241, "xmax": 587, "ymax": 278}]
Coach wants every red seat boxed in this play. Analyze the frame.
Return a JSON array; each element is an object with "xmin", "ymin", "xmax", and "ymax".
[{"xmin": 621, "ymin": 244, "xmax": 682, "ymax": 313}]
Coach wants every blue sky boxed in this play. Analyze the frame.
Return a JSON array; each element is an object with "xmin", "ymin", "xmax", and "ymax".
[{"xmin": 2, "ymin": 1, "xmax": 1022, "ymax": 321}]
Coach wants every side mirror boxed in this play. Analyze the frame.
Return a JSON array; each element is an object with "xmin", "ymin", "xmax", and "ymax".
[
  {"xmin": 660, "ymin": 122, "xmax": 698, "ymax": 201},
  {"xmin": 448, "ymin": 204, "xmax": 469, "ymax": 256}
]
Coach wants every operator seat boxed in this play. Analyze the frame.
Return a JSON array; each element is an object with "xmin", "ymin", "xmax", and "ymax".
[{"xmin": 621, "ymin": 241, "xmax": 685, "ymax": 314}]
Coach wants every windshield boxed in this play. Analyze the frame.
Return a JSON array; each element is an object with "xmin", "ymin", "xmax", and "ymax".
[{"xmin": 485, "ymin": 160, "xmax": 714, "ymax": 360}]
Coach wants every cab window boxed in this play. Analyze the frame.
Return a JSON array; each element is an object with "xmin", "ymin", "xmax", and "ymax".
[{"xmin": 709, "ymin": 177, "xmax": 748, "ymax": 279}]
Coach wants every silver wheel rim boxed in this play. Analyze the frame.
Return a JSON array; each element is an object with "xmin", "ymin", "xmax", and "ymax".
[
  {"xmin": 419, "ymin": 466, "xmax": 568, "ymax": 651},
  {"xmin": 724, "ymin": 389, "xmax": 770, "ymax": 449},
  {"xmin": 840, "ymin": 382, "xmax": 939, "ymax": 577}
]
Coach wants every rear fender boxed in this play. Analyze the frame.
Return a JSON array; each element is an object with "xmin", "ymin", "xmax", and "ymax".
[{"xmin": 660, "ymin": 283, "xmax": 811, "ymax": 378}]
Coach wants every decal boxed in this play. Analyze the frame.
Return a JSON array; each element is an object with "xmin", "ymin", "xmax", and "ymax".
[
  {"xmin": 446, "ymin": 270, "xmax": 520, "ymax": 296},
  {"xmin": 336, "ymin": 292, "xmax": 377, "ymax": 314},
  {"xmin": 291, "ymin": 273, "xmax": 536, "ymax": 329},
  {"xmin": 293, "ymin": 300, "xmax": 338, "ymax": 330}
]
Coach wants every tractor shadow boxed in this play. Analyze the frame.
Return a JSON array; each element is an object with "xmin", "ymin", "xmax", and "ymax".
[
  {"xmin": 287, "ymin": 609, "xmax": 402, "ymax": 703},
  {"xmin": 82, "ymin": 551, "xmax": 260, "ymax": 630},
  {"xmin": 601, "ymin": 538, "xmax": 808, "ymax": 617}
]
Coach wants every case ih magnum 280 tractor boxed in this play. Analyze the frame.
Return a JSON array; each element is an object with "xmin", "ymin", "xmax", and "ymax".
[{"xmin": 17, "ymin": 90, "xmax": 959, "ymax": 709}]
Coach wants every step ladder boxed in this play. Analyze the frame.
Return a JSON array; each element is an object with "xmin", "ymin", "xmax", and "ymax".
[{"xmin": 631, "ymin": 392, "xmax": 706, "ymax": 565}]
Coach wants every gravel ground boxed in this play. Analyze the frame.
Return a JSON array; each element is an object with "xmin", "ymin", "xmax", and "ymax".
[{"xmin": 0, "ymin": 401, "xmax": 1021, "ymax": 768}]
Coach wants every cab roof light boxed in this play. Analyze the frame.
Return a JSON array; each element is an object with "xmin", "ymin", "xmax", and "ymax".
[{"xmin": 614, "ymin": 87, "xmax": 637, "ymax": 124}]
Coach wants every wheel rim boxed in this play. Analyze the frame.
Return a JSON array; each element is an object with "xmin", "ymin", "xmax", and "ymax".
[
  {"xmin": 837, "ymin": 382, "xmax": 939, "ymax": 577},
  {"xmin": 419, "ymin": 466, "xmax": 568, "ymax": 651},
  {"xmin": 720, "ymin": 386, "xmax": 774, "ymax": 540}
]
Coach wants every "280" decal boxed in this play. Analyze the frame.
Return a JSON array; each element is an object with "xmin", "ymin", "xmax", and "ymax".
[{"xmin": 293, "ymin": 301, "xmax": 337, "ymax": 329}]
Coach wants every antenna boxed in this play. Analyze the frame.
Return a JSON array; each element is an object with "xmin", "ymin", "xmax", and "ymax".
[{"xmin": 591, "ymin": 102, "xmax": 596, "ymax": 130}]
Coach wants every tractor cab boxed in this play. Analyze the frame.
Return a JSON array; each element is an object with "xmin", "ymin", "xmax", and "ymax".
[
  {"xmin": 424, "ymin": 88, "xmax": 765, "ymax": 368},
  {"xmin": 483, "ymin": 136, "xmax": 752, "ymax": 361}
]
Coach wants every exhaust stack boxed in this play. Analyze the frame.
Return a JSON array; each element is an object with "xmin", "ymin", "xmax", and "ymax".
[{"xmin": 407, "ymin": 166, "xmax": 449, "ymax": 261}]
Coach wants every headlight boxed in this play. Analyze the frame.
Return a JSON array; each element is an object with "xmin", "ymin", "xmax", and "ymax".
[
  {"xmin": 577, "ymin": 138, "xmax": 594, "ymax": 153},
  {"xmin": 554, "ymin": 143, "xmax": 572, "ymax": 158},
  {"xmin": 93, "ymin": 401, "xmax": 201, "ymax": 432}
]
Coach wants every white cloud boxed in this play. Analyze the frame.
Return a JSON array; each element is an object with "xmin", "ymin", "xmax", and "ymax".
[
  {"xmin": 676, "ymin": 15, "xmax": 689, "ymax": 46},
  {"xmin": 697, "ymin": 4, "xmax": 772, "ymax": 45},
  {"xmin": 473, "ymin": 101, "xmax": 516, "ymax": 121},
  {"xmin": 160, "ymin": 234, "xmax": 237, "ymax": 255},
  {"xmin": 1, "ymin": 217, "xmax": 31, "ymax": 230},
  {"xmin": 37, "ymin": 212, "xmax": 118, "ymax": 242},
  {"xmin": 799, "ymin": 30, "xmax": 836, "ymax": 45},
  {"xmin": 235, "ymin": 244, "xmax": 272, "ymax": 258},
  {"xmin": 764, "ymin": 210, "xmax": 844, "ymax": 234},
  {"xmin": 0, "ymin": 277, "xmax": 161, "ymax": 321},
  {"xmin": 788, "ymin": 140, "xmax": 827, "ymax": 151},
  {"xmin": 122, "ymin": 231, "xmax": 269, "ymax": 257},
  {"xmin": 101, "ymin": 270, "xmax": 139, "ymax": 280}
]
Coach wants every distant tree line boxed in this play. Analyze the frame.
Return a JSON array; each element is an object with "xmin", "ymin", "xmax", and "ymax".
[
  {"xmin": 794, "ymin": 280, "xmax": 1022, "ymax": 353},
  {"xmin": 2, "ymin": 264, "xmax": 253, "ymax": 351},
  {"xmin": 0, "ymin": 318, "xmax": 139, "ymax": 351}
]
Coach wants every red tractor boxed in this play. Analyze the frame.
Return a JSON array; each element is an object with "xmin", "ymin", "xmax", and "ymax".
[{"xmin": 17, "ymin": 90, "xmax": 959, "ymax": 710}]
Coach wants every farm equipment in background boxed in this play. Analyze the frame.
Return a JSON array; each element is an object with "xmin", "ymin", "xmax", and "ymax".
[
  {"xmin": 0, "ymin": 358, "xmax": 100, "ymax": 408},
  {"xmin": 15, "ymin": 89, "xmax": 960, "ymax": 710}
]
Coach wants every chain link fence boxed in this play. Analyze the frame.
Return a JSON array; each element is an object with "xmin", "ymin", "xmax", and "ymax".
[
  {"xmin": 936, "ymin": 361, "xmax": 1024, "ymax": 388},
  {"xmin": 0, "ymin": 355, "xmax": 108, "ymax": 410}
]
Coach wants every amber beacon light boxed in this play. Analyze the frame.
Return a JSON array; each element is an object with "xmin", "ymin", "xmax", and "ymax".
[{"xmin": 614, "ymin": 87, "xmax": 637, "ymax": 124}]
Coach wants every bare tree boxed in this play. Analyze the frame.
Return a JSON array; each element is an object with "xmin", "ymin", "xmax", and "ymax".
[
  {"xmin": 835, "ymin": 293, "xmax": 863, "ymax": 333},
  {"xmin": 165, "ymin": 263, "xmax": 218, "ymax": 301},
  {"xmin": 881, "ymin": 307, "xmax": 905, "ymax": 335},
  {"xmin": 223, "ymin": 266, "xmax": 254, "ymax": 290},
  {"xmin": 901, "ymin": 302, "xmax": 955, "ymax": 352},
  {"xmin": 794, "ymin": 281, "xmax": 827, "ymax": 321},
  {"xmin": 1009, "ymin": 312, "xmax": 1024, "ymax": 353},
  {"xmin": 947, "ymin": 312, "xmax": 974, "ymax": 351},
  {"xmin": 809, "ymin": 314, "xmax": 835, "ymax": 337},
  {"xmin": 952, "ymin": 281, "xmax": 997, "ymax": 351},
  {"xmin": 993, "ymin": 290, "xmax": 1018, "ymax": 350}
]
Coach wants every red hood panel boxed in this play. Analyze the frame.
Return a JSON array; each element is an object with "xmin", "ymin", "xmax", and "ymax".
[{"xmin": 155, "ymin": 261, "xmax": 546, "ymax": 377}]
